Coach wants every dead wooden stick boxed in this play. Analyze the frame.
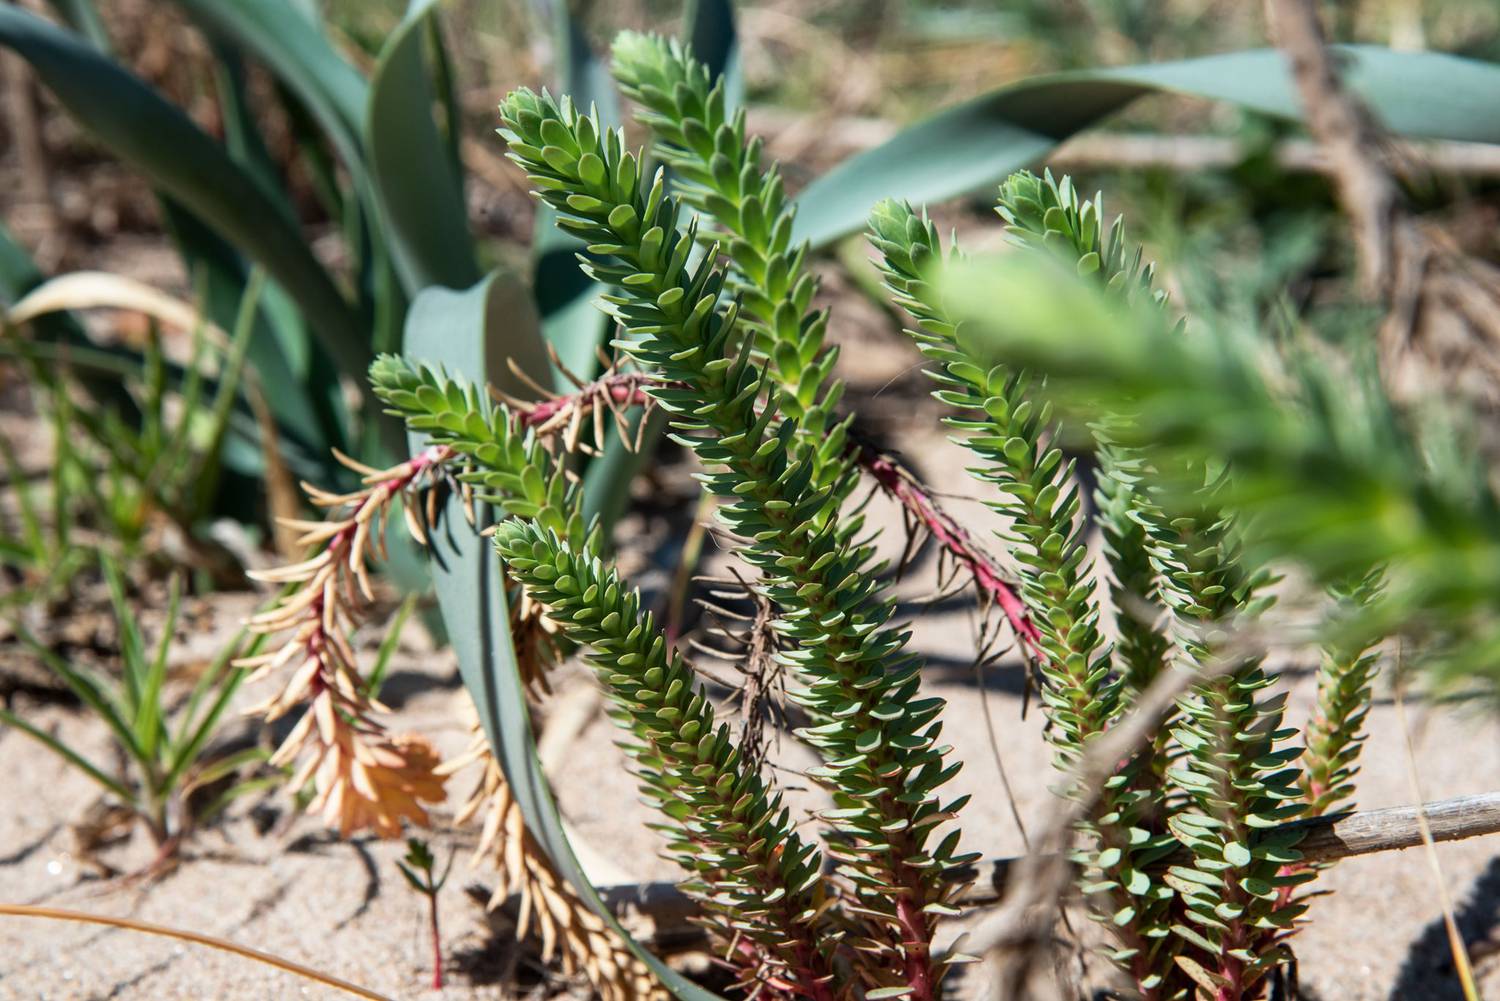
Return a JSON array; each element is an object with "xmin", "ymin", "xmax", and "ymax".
[
  {"xmin": 1265, "ymin": 0, "xmax": 1500, "ymax": 404},
  {"xmin": 1290, "ymin": 791, "xmax": 1500, "ymax": 863},
  {"xmin": 744, "ymin": 108, "xmax": 1500, "ymax": 179},
  {"xmin": 577, "ymin": 790, "xmax": 1500, "ymax": 949}
]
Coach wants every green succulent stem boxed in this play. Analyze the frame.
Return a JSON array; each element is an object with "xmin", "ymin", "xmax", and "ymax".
[
  {"xmin": 369, "ymin": 356, "xmax": 590, "ymax": 548},
  {"xmin": 868, "ymin": 199, "xmax": 1176, "ymax": 998},
  {"xmin": 995, "ymin": 169, "xmax": 1181, "ymax": 837},
  {"xmin": 495, "ymin": 522, "xmax": 835, "ymax": 996},
  {"xmin": 611, "ymin": 32, "xmax": 835, "ymax": 429},
  {"xmin": 993, "ymin": 170, "xmax": 1174, "ymax": 706},
  {"xmin": 498, "ymin": 88, "xmax": 971, "ymax": 995},
  {"xmin": 1299, "ymin": 570, "xmax": 1383, "ymax": 817},
  {"xmin": 373, "ymin": 358, "xmax": 842, "ymax": 987},
  {"xmin": 990, "ymin": 172, "xmax": 1322, "ymax": 1000},
  {"xmin": 1150, "ymin": 486, "xmax": 1308, "ymax": 1001}
]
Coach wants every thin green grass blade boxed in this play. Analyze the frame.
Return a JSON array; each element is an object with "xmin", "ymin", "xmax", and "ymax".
[
  {"xmin": 100, "ymin": 558, "xmax": 148, "ymax": 718},
  {"xmin": 139, "ymin": 323, "xmax": 166, "ymax": 457},
  {"xmin": 155, "ymin": 273, "xmax": 213, "ymax": 509},
  {"xmin": 194, "ymin": 773, "xmax": 285, "ymax": 826},
  {"xmin": 181, "ymin": 746, "xmax": 270, "ymax": 796},
  {"xmin": 158, "ymin": 206, "xmax": 341, "ymax": 470},
  {"xmin": 133, "ymin": 575, "xmax": 181, "ymax": 765},
  {"xmin": 0, "ymin": 708, "xmax": 134, "ymax": 802},
  {"xmin": 10, "ymin": 622, "xmax": 140, "ymax": 762},
  {"xmin": 0, "ymin": 8, "xmax": 374, "ymax": 400},
  {"xmin": 175, "ymin": 623, "xmax": 256, "ymax": 746},
  {"xmin": 196, "ymin": 44, "xmax": 348, "ymax": 472},
  {"xmin": 0, "ymin": 537, "xmax": 34, "ymax": 572},
  {"xmin": 186, "ymin": 268, "xmax": 264, "ymax": 516},
  {"xmin": 365, "ymin": 592, "xmax": 418, "ymax": 699},
  {"xmin": 166, "ymin": 634, "xmax": 262, "ymax": 791},
  {"xmin": 161, "ymin": 280, "xmax": 211, "ymax": 470},
  {"xmin": 792, "ymin": 46, "xmax": 1500, "ymax": 248},
  {"xmin": 48, "ymin": 376, "xmax": 74, "ymax": 553},
  {"xmin": 0, "ymin": 431, "xmax": 46, "ymax": 559}
]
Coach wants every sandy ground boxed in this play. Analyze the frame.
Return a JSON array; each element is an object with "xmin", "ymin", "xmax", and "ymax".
[{"xmin": 3, "ymin": 322, "xmax": 1500, "ymax": 1001}]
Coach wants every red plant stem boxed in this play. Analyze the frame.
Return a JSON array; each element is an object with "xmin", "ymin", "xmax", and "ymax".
[
  {"xmin": 285, "ymin": 444, "xmax": 454, "ymax": 716},
  {"xmin": 516, "ymin": 377, "xmax": 653, "ymax": 427},
  {"xmin": 896, "ymin": 894, "xmax": 935, "ymax": 1001},
  {"xmin": 511, "ymin": 375, "xmax": 1040, "ymax": 663},
  {"xmin": 428, "ymin": 891, "xmax": 443, "ymax": 990},
  {"xmin": 858, "ymin": 447, "xmax": 1042, "ymax": 664}
]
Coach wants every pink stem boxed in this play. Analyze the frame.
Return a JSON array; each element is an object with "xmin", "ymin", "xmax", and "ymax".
[
  {"xmin": 511, "ymin": 377, "xmax": 1041, "ymax": 663},
  {"xmin": 896, "ymin": 894, "xmax": 935, "ymax": 1001},
  {"xmin": 859, "ymin": 448, "xmax": 1041, "ymax": 664},
  {"xmin": 429, "ymin": 892, "xmax": 443, "ymax": 990}
]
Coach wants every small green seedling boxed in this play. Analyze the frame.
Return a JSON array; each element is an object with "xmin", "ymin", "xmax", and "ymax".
[
  {"xmin": 0, "ymin": 558, "xmax": 271, "ymax": 857},
  {"xmin": 396, "ymin": 837, "xmax": 454, "ymax": 990}
]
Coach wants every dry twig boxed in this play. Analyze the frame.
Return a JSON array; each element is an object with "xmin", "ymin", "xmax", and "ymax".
[
  {"xmin": 1265, "ymin": 0, "xmax": 1500, "ymax": 409},
  {"xmin": 579, "ymin": 789, "xmax": 1500, "ymax": 954}
]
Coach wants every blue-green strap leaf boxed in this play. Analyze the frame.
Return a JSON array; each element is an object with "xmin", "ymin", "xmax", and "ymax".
[
  {"xmin": 403, "ymin": 271, "xmax": 724, "ymax": 1001},
  {"xmin": 366, "ymin": 0, "xmax": 479, "ymax": 294},
  {"xmin": 793, "ymin": 46, "xmax": 1500, "ymax": 249}
]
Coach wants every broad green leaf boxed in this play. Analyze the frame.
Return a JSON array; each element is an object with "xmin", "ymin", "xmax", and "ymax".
[
  {"xmin": 404, "ymin": 271, "xmax": 550, "ymax": 396},
  {"xmin": 0, "ymin": 8, "xmax": 373, "ymax": 396},
  {"xmin": 185, "ymin": 59, "xmax": 347, "ymax": 466},
  {"xmin": 167, "ymin": 0, "xmax": 367, "ymax": 175},
  {"xmin": 166, "ymin": 0, "xmax": 399, "ymax": 457},
  {"xmin": 403, "ymin": 270, "xmax": 725, "ymax": 1001},
  {"xmin": 210, "ymin": 47, "xmax": 294, "ymax": 216},
  {"xmin": 28, "ymin": 11, "xmax": 343, "ymax": 475},
  {"xmin": 793, "ymin": 46, "xmax": 1500, "ymax": 249},
  {"xmin": 530, "ymin": 0, "xmax": 623, "ymax": 388},
  {"xmin": 167, "ymin": 0, "xmax": 412, "ymax": 429},
  {"xmin": 580, "ymin": 408, "xmax": 665, "ymax": 530},
  {"xmin": 161, "ymin": 198, "xmax": 345, "ymax": 467},
  {"xmin": 686, "ymin": 0, "xmax": 741, "ymax": 111},
  {"xmin": 366, "ymin": 0, "xmax": 478, "ymax": 293},
  {"xmin": 42, "ymin": 0, "xmax": 108, "ymax": 50}
]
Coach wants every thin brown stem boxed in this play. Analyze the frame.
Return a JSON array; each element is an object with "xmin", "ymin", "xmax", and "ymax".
[
  {"xmin": 0, "ymin": 904, "xmax": 396, "ymax": 1001},
  {"xmin": 592, "ymin": 788, "xmax": 1500, "ymax": 949}
]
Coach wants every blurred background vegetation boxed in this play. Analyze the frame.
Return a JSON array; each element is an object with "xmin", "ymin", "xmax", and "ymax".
[
  {"xmin": 1, "ymin": 0, "xmax": 1497, "ymax": 607},
  {"xmin": 0, "ymin": 3, "xmax": 1498, "ymax": 995}
]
